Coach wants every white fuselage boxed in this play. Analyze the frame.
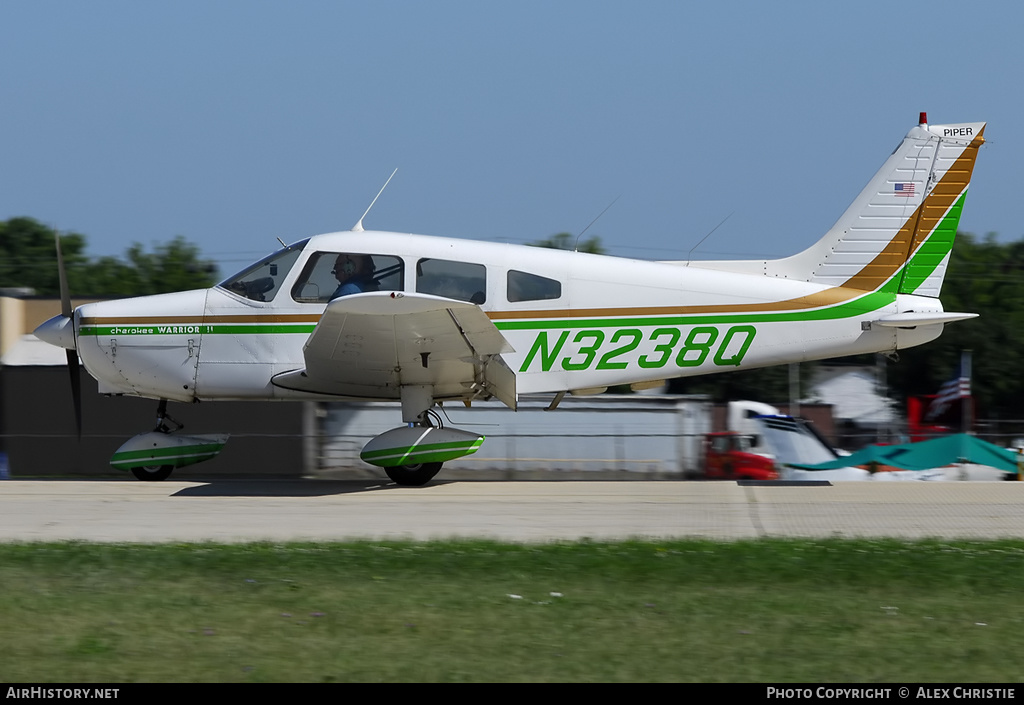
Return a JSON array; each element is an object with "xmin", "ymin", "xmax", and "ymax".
[{"xmin": 69, "ymin": 230, "xmax": 943, "ymax": 404}]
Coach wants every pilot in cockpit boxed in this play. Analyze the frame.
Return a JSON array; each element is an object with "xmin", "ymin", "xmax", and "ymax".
[{"xmin": 331, "ymin": 254, "xmax": 377, "ymax": 299}]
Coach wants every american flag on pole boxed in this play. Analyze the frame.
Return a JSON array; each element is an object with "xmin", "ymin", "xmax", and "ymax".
[
  {"xmin": 894, "ymin": 182, "xmax": 916, "ymax": 197},
  {"xmin": 926, "ymin": 354, "xmax": 972, "ymax": 421}
]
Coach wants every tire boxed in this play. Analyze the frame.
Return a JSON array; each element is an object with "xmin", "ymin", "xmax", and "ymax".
[
  {"xmin": 384, "ymin": 462, "xmax": 443, "ymax": 486},
  {"xmin": 131, "ymin": 465, "xmax": 174, "ymax": 481}
]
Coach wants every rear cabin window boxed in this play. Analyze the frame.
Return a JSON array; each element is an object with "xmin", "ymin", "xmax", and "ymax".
[
  {"xmin": 416, "ymin": 258, "xmax": 486, "ymax": 304},
  {"xmin": 291, "ymin": 252, "xmax": 404, "ymax": 303},
  {"xmin": 507, "ymin": 270, "xmax": 561, "ymax": 302}
]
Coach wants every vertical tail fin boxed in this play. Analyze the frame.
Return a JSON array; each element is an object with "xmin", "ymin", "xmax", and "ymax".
[
  {"xmin": 778, "ymin": 115, "xmax": 985, "ymax": 296},
  {"xmin": 687, "ymin": 115, "xmax": 986, "ymax": 298}
]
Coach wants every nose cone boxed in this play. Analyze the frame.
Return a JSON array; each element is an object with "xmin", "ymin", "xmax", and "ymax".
[{"xmin": 34, "ymin": 314, "xmax": 76, "ymax": 350}]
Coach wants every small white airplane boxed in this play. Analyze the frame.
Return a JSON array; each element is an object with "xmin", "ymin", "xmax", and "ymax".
[{"xmin": 35, "ymin": 113, "xmax": 985, "ymax": 485}]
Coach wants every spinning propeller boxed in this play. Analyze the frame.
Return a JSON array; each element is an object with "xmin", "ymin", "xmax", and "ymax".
[{"xmin": 33, "ymin": 233, "xmax": 82, "ymax": 438}]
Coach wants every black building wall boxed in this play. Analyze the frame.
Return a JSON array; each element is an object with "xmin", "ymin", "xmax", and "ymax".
[{"xmin": 1, "ymin": 366, "xmax": 305, "ymax": 478}]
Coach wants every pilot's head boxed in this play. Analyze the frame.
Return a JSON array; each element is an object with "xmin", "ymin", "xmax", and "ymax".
[{"xmin": 333, "ymin": 254, "xmax": 370, "ymax": 283}]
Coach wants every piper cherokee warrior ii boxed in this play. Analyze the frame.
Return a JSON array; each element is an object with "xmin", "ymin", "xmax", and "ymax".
[{"xmin": 34, "ymin": 113, "xmax": 985, "ymax": 485}]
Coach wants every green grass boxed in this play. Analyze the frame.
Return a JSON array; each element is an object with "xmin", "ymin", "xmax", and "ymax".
[{"xmin": 1, "ymin": 539, "xmax": 1022, "ymax": 682}]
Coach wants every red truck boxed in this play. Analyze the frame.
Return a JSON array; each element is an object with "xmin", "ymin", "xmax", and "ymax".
[{"xmin": 703, "ymin": 432, "xmax": 779, "ymax": 480}]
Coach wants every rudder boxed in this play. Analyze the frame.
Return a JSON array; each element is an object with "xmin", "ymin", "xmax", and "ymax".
[{"xmin": 894, "ymin": 119, "xmax": 984, "ymax": 297}]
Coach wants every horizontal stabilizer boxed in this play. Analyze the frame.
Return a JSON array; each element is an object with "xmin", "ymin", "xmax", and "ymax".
[{"xmin": 872, "ymin": 311, "xmax": 978, "ymax": 328}]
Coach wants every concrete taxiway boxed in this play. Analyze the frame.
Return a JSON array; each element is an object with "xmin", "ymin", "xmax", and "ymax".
[{"xmin": 0, "ymin": 479, "xmax": 1022, "ymax": 542}]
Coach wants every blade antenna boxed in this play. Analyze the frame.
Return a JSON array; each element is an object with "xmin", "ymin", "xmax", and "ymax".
[
  {"xmin": 574, "ymin": 195, "xmax": 620, "ymax": 252},
  {"xmin": 685, "ymin": 211, "xmax": 734, "ymax": 265},
  {"xmin": 352, "ymin": 168, "xmax": 398, "ymax": 232}
]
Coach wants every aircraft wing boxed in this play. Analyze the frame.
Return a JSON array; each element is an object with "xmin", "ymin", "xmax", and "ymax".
[{"xmin": 271, "ymin": 292, "xmax": 517, "ymax": 409}]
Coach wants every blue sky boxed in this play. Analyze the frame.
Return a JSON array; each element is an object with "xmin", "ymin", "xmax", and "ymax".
[{"xmin": 2, "ymin": 1, "xmax": 1021, "ymax": 277}]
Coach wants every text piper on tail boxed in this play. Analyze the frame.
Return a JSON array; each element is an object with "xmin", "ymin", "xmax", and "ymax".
[{"xmin": 34, "ymin": 113, "xmax": 985, "ymax": 485}]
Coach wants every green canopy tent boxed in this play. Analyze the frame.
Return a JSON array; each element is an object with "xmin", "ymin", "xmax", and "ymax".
[{"xmin": 787, "ymin": 434, "xmax": 1019, "ymax": 474}]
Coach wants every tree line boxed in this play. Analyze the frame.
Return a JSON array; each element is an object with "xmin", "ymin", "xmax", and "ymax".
[{"xmin": 0, "ymin": 217, "xmax": 218, "ymax": 297}]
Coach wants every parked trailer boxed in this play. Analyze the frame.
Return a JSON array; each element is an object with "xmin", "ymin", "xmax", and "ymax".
[{"xmin": 314, "ymin": 394, "xmax": 713, "ymax": 480}]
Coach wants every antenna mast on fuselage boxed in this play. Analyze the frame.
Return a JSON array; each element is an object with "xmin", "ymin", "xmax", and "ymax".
[
  {"xmin": 573, "ymin": 195, "xmax": 620, "ymax": 252},
  {"xmin": 352, "ymin": 168, "xmax": 398, "ymax": 232}
]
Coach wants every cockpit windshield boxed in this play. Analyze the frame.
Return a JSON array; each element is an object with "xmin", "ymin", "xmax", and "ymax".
[{"xmin": 218, "ymin": 239, "xmax": 309, "ymax": 302}]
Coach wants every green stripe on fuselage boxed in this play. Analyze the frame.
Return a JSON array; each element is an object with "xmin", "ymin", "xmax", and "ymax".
[
  {"xmin": 79, "ymin": 324, "xmax": 317, "ymax": 337},
  {"xmin": 493, "ymin": 283, "xmax": 899, "ymax": 332}
]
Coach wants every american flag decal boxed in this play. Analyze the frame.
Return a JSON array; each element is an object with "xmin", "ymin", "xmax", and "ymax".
[{"xmin": 894, "ymin": 182, "xmax": 915, "ymax": 196}]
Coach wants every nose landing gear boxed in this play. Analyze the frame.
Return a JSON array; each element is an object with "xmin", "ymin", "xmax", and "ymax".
[
  {"xmin": 131, "ymin": 464, "xmax": 175, "ymax": 482},
  {"xmin": 110, "ymin": 399, "xmax": 229, "ymax": 481}
]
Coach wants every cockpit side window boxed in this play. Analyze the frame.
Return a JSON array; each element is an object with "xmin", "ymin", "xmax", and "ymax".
[
  {"xmin": 507, "ymin": 270, "xmax": 562, "ymax": 302},
  {"xmin": 291, "ymin": 252, "xmax": 404, "ymax": 303},
  {"xmin": 416, "ymin": 258, "xmax": 486, "ymax": 304},
  {"xmin": 218, "ymin": 239, "xmax": 308, "ymax": 302}
]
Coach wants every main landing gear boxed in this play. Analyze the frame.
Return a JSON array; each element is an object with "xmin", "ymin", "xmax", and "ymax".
[
  {"xmin": 359, "ymin": 390, "xmax": 485, "ymax": 487},
  {"xmin": 372, "ymin": 407, "xmax": 448, "ymax": 487}
]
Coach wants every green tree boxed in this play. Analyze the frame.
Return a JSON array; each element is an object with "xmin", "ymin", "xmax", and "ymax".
[
  {"xmin": 885, "ymin": 232, "xmax": 1024, "ymax": 420},
  {"xmin": 530, "ymin": 232, "xmax": 606, "ymax": 255},
  {"xmin": 85, "ymin": 237, "xmax": 219, "ymax": 296},
  {"xmin": 0, "ymin": 217, "xmax": 89, "ymax": 295},
  {"xmin": 0, "ymin": 218, "xmax": 218, "ymax": 297}
]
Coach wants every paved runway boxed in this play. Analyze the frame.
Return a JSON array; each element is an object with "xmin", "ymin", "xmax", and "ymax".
[{"xmin": 1, "ymin": 479, "xmax": 1022, "ymax": 542}]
